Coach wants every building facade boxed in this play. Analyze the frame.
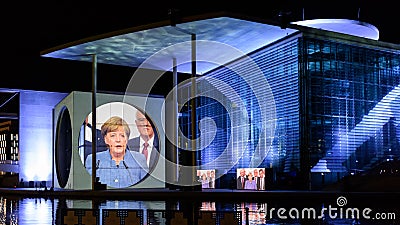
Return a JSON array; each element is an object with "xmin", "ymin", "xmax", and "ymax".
[{"xmin": 178, "ymin": 28, "xmax": 400, "ymax": 190}]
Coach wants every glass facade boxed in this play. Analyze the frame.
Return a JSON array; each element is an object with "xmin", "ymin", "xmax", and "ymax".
[
  {"xmin": 303, "ymin": 37, "xmax": 400, "ymax": 186},
  {"xmin": 178, "ymin": 34, "xmax": 400, "ymax": 189}
]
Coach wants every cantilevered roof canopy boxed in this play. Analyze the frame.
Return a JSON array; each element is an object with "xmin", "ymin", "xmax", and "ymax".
[
  {"xmin": 41, "ymin": 13, "xmax": 380, "ymax": 75},
  {"xmin": 40, "ymin": 13, "xmax": 299, "ymax": 74}
]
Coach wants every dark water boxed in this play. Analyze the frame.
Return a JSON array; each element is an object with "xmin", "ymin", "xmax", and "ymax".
[{"xmin": 0, "ymin": 196, "xmax": 398, "ymax": 224}]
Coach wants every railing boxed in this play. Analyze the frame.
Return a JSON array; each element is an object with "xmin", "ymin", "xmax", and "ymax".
[{"xmin": 60, "ymin": 208, "xmax": 244, "ymax": 225}]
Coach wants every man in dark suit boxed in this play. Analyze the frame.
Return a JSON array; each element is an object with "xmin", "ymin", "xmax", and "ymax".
[
  {"xmin": 128, "ymin": 110, "xmax": 160, "ymax": 172},
  {"xmin": 208, "ymin": 170, "xmax": 216, "ymax": 188},
  {"xmin": 257, "ymin": 168, "xmax": 266, "ymax": 190},
  {"xmin": 236, "ymin": 168, "xmax": 247, "ymax": 189},
  {"xmin": 253, "ymin": 168, "xmax": 260, "ymax": 190}
]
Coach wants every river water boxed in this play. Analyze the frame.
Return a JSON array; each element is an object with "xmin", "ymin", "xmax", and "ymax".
[{"xmin": 0, "ymin": 196, "xmax": 398, "ymax": 224}]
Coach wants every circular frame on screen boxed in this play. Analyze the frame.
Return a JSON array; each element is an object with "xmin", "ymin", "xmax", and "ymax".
[{"xmin": 78, "ymin": 102, "xmax": 160, "ymax": 188}]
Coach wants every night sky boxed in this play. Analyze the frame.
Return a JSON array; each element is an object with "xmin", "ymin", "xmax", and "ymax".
[{"xmin": 2, "ymin": 0, "xmax": 399, "ymax": 93}]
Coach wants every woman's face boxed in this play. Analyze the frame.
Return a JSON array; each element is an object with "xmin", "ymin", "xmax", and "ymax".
[{"xmin": 104, "ymin": 126, "xmax": 128, "ymax": 156}]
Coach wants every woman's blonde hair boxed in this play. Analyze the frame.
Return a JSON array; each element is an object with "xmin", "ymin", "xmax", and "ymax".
[{"xmin": 101, "ymin": 116, "xmax": 131, "ymax": 138}]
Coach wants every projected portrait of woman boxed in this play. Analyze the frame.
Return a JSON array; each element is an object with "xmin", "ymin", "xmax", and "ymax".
[
  {"xmin": 78, "ymin": 102, "xmax": 160, "ymax": 188},
  {"xmin": 85, "ymin": 116, "xmax": 148, "ymax": 188}
]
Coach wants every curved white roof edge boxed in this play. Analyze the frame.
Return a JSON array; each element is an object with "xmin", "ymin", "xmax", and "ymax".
[{"xmin": 291, "ymin": 19, "xmax": 379, "ymax": 40}]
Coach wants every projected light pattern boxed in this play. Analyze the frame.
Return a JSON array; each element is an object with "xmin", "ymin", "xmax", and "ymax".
[
  {"xmin": 179, "ymin": 35, "xmax": 399, "ymax": 184},
  {"xmin": 304, "ymin": 37, "xmax": 400, "ymax": 175},
  {"xmin": 41, "ymin": 17, "xmax": 297, "ymax": 75},
  {"xmin": 312, "ymin": 84, "xmax": 400, "ymax": 172},
  {"xmin": 179, "ymin": 38, "xmax": 300, "ymax": 174}
]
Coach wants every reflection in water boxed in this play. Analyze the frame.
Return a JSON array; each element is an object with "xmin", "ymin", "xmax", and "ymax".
[
  {"xmin": 0, "ymin": 196, "xmax": 18, "ymax": 225},
  {"xmin": 0, "ymin": 197, "xmax": 57, "ymax": 225},
  {"xmin": 19, "ymin": 198, "xmax": 56, "ymax": 225},
  {"xmin": 0, "ymin": 196, "xmax": 397, "ymax": 225}
]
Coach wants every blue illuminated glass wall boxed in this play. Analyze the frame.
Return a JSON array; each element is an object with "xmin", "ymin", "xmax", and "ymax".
[
  {"xmin": 178, "ymin": 37, "xmax": 301, "ymax": 186},
  {"xmin": 178, "ymin": 34, "xmax": 400, "ymax": 189},
  {"xmin": 303, "ymin": 37, "xmax": 400, "ymax": 185}
]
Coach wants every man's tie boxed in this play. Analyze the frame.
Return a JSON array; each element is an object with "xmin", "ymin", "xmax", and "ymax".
[{"xmin": 142, "ymin": 142, "xmax": 149, "ymax": 160}]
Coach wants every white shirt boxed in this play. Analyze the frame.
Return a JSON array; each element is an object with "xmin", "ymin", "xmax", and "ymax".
[
  {"xmin": 260, "ymin": 176, "xmax": 265, "ymax": 190},
  {"xmin": 139, "ymin": 136, "xmax": 154, "ymax": 167}
]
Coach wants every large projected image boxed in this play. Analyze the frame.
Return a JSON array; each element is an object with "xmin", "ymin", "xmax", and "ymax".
[
  {"xmin": 78, "ymin": 102, "xmax": 160, "ymax": 188},
  {"xmin": 53, "ymin": 91, "xmax": 165, "ymax": 190}
]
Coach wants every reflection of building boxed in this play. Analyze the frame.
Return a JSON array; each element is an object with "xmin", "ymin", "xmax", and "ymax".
[{"xmin": 201, "ymin": 202, "xmax": 215, "ymax": 211}]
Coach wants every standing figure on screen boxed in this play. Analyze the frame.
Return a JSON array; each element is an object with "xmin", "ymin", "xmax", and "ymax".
[
  {"xmin": 258, "ymin": 169, "xmax": 266, "ymax": 190},
  {"xmin": 128, "ymin": 110, "xmax": 159, "ymax": 172},
  {"xmin": 85, "ymin": 116, "xmax": 148, "ymax": 188},
  {"xmin": 208, "ymin": 170, "xmax": 216, "ymax": 188},
  {"xmin": 253, "ymin": 169, "xmax": 260, "ymax": 190},
  {"xmin": 201, "ymin": 173, "xmax": 209, "ymax": 189},
  {"xmin": 237, "ymin": 169, "xmax": 247, "ymax": 189},
  {"xmin": 244, "ymin": 172, "xmax": 257, "ymax": 190}
]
